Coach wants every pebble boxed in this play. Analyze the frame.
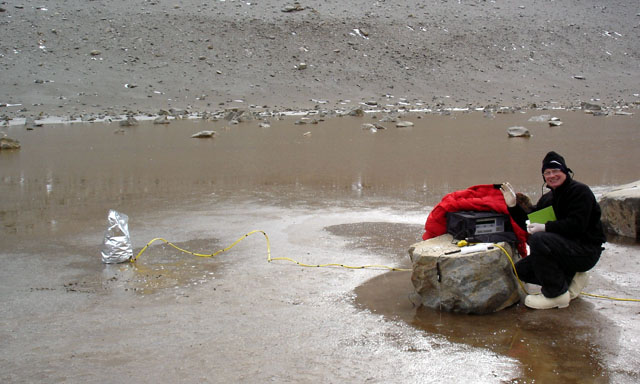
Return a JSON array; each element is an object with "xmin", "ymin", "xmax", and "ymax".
[
  {"xmin": 396, "ymin": 121, "xmax": 414, "ymax": 128},
  {"xmin": 0, "ymin": 136, "xmax": 21, "ymax": 150},
  {"xmin": 507, "ymin": 126, "xmax": 531, "ymax": 137},
  {"xmin": 191, "ymin": 130, "xmax": 215, "ymax": 138}
]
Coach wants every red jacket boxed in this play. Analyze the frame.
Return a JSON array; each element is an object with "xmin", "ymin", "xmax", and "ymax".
[{"xmin": 422, "ymin": 184, "xmax": 528, "ymax": 257}]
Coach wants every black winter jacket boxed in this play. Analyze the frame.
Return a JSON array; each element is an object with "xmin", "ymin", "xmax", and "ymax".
[{"xmin": 509, "ymin": 177, "xmax": 606, "ymax": 247}]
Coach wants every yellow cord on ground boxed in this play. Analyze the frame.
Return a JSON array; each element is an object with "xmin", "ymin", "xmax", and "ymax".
[
  {"xmin": 130, "ymin": 230, "xmax": 637, "ymax": 302},
  {"xmin": 132, "ymin": 230, "xmax": 410, "ymax": 271}
]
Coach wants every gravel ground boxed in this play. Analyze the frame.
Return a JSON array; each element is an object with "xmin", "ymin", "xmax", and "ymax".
[{"xmin": 1, "ymin": 0, "xmax": 639, "ymax": 120}]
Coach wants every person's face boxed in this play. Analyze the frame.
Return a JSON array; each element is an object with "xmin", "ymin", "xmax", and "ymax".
[{"xmin": 543, "ymin": 168, "xmax": 567, "ymax": 189}]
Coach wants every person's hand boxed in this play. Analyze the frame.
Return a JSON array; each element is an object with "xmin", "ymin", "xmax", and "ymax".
[
  {"xmin": 500, "ymin": 182, "xmax": 517, "ymax": 208},
  {"xmin": 527, "ymin": 223, "xmax": 545, "ymax": 234}
]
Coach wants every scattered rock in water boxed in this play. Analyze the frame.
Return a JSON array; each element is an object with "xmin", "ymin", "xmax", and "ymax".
[
  {"xmin": 0, "ymin": 136, "xmax": 21, "ymax": 150},
  {"xmin": 507, "ymin": 126, "xmax": 531, "ymax": 137},
  {"xmin": 119, "ymin": 116, "xmax": 138, "ymax": 126},
  {"xmin": 191, "ymin": 130, "xmax": 216, "ymax": 138},
  {"xmin": 395, "ymin": 121, "xmax": 414, "ymax": 128},
  {"xmin": 153, "ymin": 115, "xmax": 170, "ymax": 125},
  {"xmin": 548, "ymin": 117, "xmax": 563, "ymax": 126}
]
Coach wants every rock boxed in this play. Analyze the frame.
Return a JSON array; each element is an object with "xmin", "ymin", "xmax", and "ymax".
[
  {"xmin": 573, "ymin": 75, "xmax": 586, "ymax": 80},
  {"xmin": 119, "ymin": 116, "xmax": 138, "ymax": 126},
  {"xmin": 599, "ymin": 180, "xmax": 640, "ymax": 240},
  {"xmin": 528, "ymin": 114, "xmax": 551, "ymax": 122},
  {"xmin": 282, "ymin": 2, "xmax": 304, "ymax": 12},
  {"xmin": 395, "ymin": 121, "xmax": 414, "ymax": 128},
  {"xmin": 153, "ymin": 115, "xmax": 170, "ymax": 124},
  {"xmin": 0, "ymin": 136, "xmax": 21, "ymax": 150},
  {"xmin": 548, "ymin": 120, "xmax": 563, "ymax": 126},
  {"xmin": 296, "ymin": 62, "xmax": 307, "ymax": 70},
  {"xmin": 507, "ymin": 126, "xmax": 531, "ymax": 137},
  {"xmin": 259, "ymin": 121, "xmax": 271, "ymax": 128},
  {"xmin": 191, "ymin": 130, "xmax": 216, "ymax": 138},
  {"xmin": 348, "ymin": 108, "xmax": 364, "ymax": 117},
  {"xmin": 90, "ymin": 50, "xmax": 101, "ymax": 56},
  {"xmin": 408, "ymin": 234, "xmax": 521, "ymax": 314},
  {"xmin": 581, "ymin": 102, "xmax": 602, "ymax": 111},
  {"xmin": 24, "ymin": 117, "xmax": 36, "ymax": 130},
  {"xmin": 615, "ymin": 110, "xmax": 633, "ymax": 116}
]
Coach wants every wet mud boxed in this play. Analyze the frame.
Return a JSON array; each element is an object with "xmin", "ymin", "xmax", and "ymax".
[{"xmin": 1, "ymin": 112, "xmax": 639, "ymax": 383}]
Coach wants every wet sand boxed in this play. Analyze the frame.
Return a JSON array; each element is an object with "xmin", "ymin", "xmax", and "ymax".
[{"xmin": 1, "ymin": 112, "xmax": 639, "ymax": 383}]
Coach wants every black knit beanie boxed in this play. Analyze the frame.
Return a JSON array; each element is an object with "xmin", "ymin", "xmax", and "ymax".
[{"xmin": 541, "ymin": 151, "xmax": 572, "ymax": 175}]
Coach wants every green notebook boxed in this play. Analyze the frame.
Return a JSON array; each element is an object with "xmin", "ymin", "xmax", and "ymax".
[{"xmin": 528, "ymin": 205, "xmax": 557, "ymax": 224}]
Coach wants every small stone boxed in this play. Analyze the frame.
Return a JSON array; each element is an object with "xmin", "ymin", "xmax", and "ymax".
[
  {"xmin": 548, "ymin": 120, "xmax": 563, "ymax": 126},
  {"xmin": 396, "ymin": 121, "xmax": 414, "ymax": 128},
  {"xmin": 573, "ymin": 75, "xmax": 586, "ymax": 80},
  {"xmin": 153, "ymin": 115, "xmax": 170, "ymax": 124},
  {"xmin": 119, "ymin": 116, "xmax": 138, "ymax": 126},
  {"xmin": 0, "ymin": 136, "xmax": 21, "ymax": 150},
  {"xmin": 296, "ymin": 62, "xmax": 307, "ymax": 70},
  {"xmin": 581, "ymin": 102, "xmax": 602, "ymax": 111},
  {"xmin": 348, "ymin": 108, "xmax": 364, "ymax": 117},
  {"xmin": 282, "ymin": 3, "xmax": 304, "ymax": 12},
  {"xmin": 259, "ymin": 121, "xmax": 271, "ymax": 128},
  {"xmin": 507, "ymin": 126, "xmax": 531, "ymax": 137},
  {"xmin": 90, "ymin": 50, "xmax": 101, "ymax": 56},
  {"xmin": 191, "ymin": 130, "xmax": 216, "ymax": 138}
]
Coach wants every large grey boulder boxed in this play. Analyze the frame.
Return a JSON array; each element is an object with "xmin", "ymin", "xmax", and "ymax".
[
  {"xmin": 599, "ymin": 180, "xmax": 640, "ymax": 240},
  {"xmin": 408, "ymin": 234, "xmax": 522, "ymax": 314}
]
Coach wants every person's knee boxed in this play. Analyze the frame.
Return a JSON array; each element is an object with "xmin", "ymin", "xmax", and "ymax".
[
  {"xmin": 528, "ymin": 232, "xmax": 547, "ymax": 248},
  {"xmin": 528, "ymin": 232, "xmax": 556, "ymax": 256}
]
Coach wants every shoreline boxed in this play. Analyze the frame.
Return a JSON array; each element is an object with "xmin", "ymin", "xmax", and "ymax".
[{"xmin": 2, "ymin": 99, "xmax": 637, "ymax": 128}]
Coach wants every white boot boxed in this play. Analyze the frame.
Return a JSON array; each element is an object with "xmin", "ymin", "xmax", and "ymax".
[
  {"xmin": 524, "ymin": 291, "xmax": 570, "ymax": 309},
  {"xmin": 568, "ymin": 272, "xmax": 589, "ymax": 300}
]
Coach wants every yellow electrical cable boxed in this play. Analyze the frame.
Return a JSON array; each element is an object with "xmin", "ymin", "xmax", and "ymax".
[
  {"xmin": 130, "ymin": 230, "xmax": 638, "ymax": 302},
  {"xmin": 492, "ymin": 243, "xmax": 530, "ymax": 295},
  {"xmin": 132, "ymin": 230, "xmax": 411, "ymax": 271}
]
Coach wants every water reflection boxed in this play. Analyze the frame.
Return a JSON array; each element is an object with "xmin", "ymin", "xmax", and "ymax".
[{"xmin": 2, "ymin": 111, "xmax": 639, "ymax": 239}]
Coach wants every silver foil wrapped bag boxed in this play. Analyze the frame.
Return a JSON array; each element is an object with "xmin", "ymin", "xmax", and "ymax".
[{"xmin": 101, "ymin": 210, "xmax": 133, "ymax": 264}]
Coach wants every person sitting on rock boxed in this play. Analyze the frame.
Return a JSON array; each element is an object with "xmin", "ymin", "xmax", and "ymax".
[{"xmin": 500, "ymin": 151, "xmax": 606, "ymax": 309}]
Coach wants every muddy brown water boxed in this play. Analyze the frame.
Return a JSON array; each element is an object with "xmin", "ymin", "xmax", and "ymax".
[{"xmin": 1, "ymin": 110, "xmax": 639, "ymax": 383}]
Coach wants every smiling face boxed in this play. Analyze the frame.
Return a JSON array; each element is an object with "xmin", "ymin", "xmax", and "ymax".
[{"xmin": 543, "ymin": 168, "xmax": 567, "ymax": 189}]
